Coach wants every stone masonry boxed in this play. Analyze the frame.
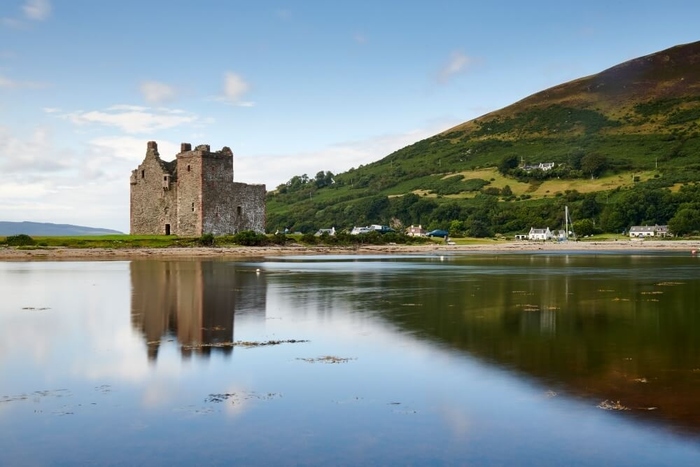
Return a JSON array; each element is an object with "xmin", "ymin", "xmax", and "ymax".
[{"xmin": 130, "ymin": 141, "xmax": 266, "ymax": 236}]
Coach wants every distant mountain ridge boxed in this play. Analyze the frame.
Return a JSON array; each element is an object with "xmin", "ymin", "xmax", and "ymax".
[{"xmin": 0, "ymin": 221, "xmax": 123, "ymax": 236}]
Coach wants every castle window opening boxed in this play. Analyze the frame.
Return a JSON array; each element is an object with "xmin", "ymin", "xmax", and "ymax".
[
  {"xmin": 165, "ymin": 224, "xmax": 171, "ymax": 235},
  {"xmin": 237, "ymin": 206, "xmax": 242, "ymax": 216},
  {"xmin": 187, "ymin": 164, "xmax": 191, "ymax": 172},
  {"xmin": 141, "ymin": 170, "xmax": 145, "ymax": 179},
  {"xmin": 191, "ymin": 202, "xmax": 195, "ymax": 212}
]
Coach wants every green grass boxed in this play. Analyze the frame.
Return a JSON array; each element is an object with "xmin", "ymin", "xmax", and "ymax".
[{"xmin": 1, "ymin": 235, "xmax": 199, "ymax": 249}]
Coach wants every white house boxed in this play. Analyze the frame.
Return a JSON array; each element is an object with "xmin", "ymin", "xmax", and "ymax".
[
  {"xmin": 315, "ymin": 227, "xmax": 336, "ymax": 236},
  {"xmin": 523, "ymin": 162, "xmax": 555, "ymax": 172},
  {"xmin": 350, "ymin": 226, "xmax": 370, "ymax": 235},
  {"xmin": 406, "ymin": 224, "xmax": 427, "ymax": 237},
  {"xmin": 629, "ymin": 225, "xmax": 670, "ymax": 238},
  {"xmin": 528, "ymin": 227, "xmax": 552, "ymax": 241}
]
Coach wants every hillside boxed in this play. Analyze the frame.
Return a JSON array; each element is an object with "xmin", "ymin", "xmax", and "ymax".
[
  {"xmin": 267, "ymin": 41, "xmax": 700, "ymax": 236},
  {"xmin": 0, "ymin": 221, "xmax": 123, "ymax": 236}
]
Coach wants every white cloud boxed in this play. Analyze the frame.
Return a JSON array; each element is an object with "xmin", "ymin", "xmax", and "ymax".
[
  {"xmin": 236, "ymin": 119, "xmax": 459, "ymax": 189},
  {"xmin": 0, "ymin": 179, "xmax": 55, "ymax": 201},
  {"xmin": 220, "ymin": 71, "xmax": 253, "ymax": 106},
  {"xmin": 59, "ymin": 105, "xmax": 198, "ymax": 134},
  {"xmin": 89, "ymin": 135, "xmax": 180, "ymax": 164},
  {"xmin": 140, "ymin": 80, "xmax": 177, "ymax": 105},
  {"xmin": 1, "ymin": 17, "xmax": 24, "ymax": 29},
  {"xmin": 0, "ymin": 125, "xmax": 179, "ymax": 231},
  {"xmin": 0, "ymin": 126, "xmax": 72, "ymax": 173},
  {"xmin": 23, "ymin": 0, "xmax": 51, "ymax": 21},
  {"xmin": 438, "ymin": 51, "xmax": 473, "ymax": 84}
]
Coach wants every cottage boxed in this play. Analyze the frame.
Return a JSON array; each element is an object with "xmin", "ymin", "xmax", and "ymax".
[
  {"xmin": 315, "ymin": 227, "xmax": 336, "ymax": 236},
  {"xmin": 406, "ymin": 225, "xmax": 427, "ymax": 237},
  {"xmin": 350, "ymin": 226, "xmax": 372, "ymax": 235},
  {"xmin": 523, "ymin": 162, "xmax": 555, "ymax": 172},
  {"xmin": 629, "ymin": 225, "xmax": 670, "ymax": 238},
  {"xmin": 528, "ymin": 227, "xmax": 552, "ymax": 241}
]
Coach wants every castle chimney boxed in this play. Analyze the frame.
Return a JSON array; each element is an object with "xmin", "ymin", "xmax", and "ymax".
[
  {"xmin": 147, "ymin": 141, "xmax": 158, "ymax": 151},
  {"xmin": 181, "ymin": 143, "xmax": 192, "ymax": 152}
]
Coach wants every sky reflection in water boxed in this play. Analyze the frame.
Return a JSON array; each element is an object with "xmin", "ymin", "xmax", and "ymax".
[{"xmin": 1, "ymin": 254, "xmax": 700, "ymax": 466}]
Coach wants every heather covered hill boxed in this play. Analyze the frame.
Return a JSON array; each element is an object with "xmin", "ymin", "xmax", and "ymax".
[
  {"xmin": 267, "ymin": 41, "xmax": 700, "ymax": 236},
  {"xmin": 451, "ymin": 40, "xmax": 700, "ymax": 136}
]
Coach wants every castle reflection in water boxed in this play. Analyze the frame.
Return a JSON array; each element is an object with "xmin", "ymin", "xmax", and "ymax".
[{"xmin": 129, "ymin": 261, "xmax": 266, "ymax": 360}]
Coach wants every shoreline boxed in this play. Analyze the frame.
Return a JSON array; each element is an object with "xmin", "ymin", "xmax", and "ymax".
[{"xmin": 1, "ymin": 239, "xmax": 699, "ymax": 260}]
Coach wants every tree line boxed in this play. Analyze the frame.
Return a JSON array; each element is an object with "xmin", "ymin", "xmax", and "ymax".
[{"xmin": 268, "ymin": 177, "xmax": 700, "ymax": 237}]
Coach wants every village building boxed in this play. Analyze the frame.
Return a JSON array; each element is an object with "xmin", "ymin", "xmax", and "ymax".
[
  {"xmin": 629, "ymin": 225, "xmax": 670, "ymax": 238},
  {"xmin": 315, "ymin": 227, "xmax": 336, "ymax": 236},
  {"xmin": 523, "ymin": 162, "xmax": 555, "ymax": 172},
  {"xmin": 406, "ymin": 225, "xmax": 427, "ymax": 237},
  {"xmin": 130, "ymin": 141, "xmax": 266, "ymax": 236},
  {"xmin": 528, "ymin": 227, "xmax": 553, "ymax": 241}
]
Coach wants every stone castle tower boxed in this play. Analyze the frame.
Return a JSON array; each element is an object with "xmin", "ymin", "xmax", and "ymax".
[{"xmin": 130, "ymin": 141, "xmax": 266, "ymax": 236}]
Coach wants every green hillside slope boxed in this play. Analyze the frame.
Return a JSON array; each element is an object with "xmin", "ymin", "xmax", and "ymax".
[{"xmin": 267, "ymin": 41, "xmax": 700, "ymax": 237}]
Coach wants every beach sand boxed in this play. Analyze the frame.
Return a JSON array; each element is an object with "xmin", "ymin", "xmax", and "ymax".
[{"xmin": 1, "ymin": 239, "xmax": 699, "ymax": 261}]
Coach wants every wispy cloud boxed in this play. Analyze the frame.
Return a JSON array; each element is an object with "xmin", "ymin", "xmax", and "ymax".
[
  {"xmin": 353, "ymin": 32, "xmax": 368, "ymax": 45},
  {"xmin": 438, "ymin": 51, "xmax": 473, "ymax": 84},
  {"xmin": 219, "ymin": 71, "xmax": 254, "ymax": 106},
  {"xmin": 274, "ymin": 9, "xmax": 291, "ymax": 20},
  {"xmin": 0, "ymin": 74, "xmax": 47, "ymax": 89},
  {"xmin": 2, "ymin": 0, "xmax": 51, "ymax": 27},
  {"xmin": 58, "ymin": 105, "xmax": 198, "ymax": 134},
  {"xmin": 23, "ymin": 0, "xmax": 51, "ymax": 21},
  {"xmin": 139, "ymin": 80, "xmax": 177, "ymax": 105},
  {"xmin": 236, "ymin": 119, "xmax": 459, "ymax": 188}
]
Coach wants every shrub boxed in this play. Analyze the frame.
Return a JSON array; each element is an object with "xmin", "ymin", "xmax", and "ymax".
[
  {"xmin": 300, "ymin": 233, "xmax": 317, "ymax": 244},
  {"xmin": 198, "ymin": 233, "xmax": 215, "ymax": 246},
  {"xmin": 233, "ymin": 231, "xmax": 269, "ymax": 246},
  {"xmin": 270, "ymin": 232, "xmax": 288, "ymax": 245},
  {"xmin": 5, "ymin": 234, "xmax": 36, "ymax": 246}
]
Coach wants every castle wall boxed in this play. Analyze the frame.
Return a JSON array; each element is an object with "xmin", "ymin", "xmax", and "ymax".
[
  {"xmin": 233, "ymin": 182, "xmax": 267, "ymax": 233},
  {"xmin": 201, "ymin": 151, "xmax": 235, "ymax": 235},
  {"xmin": 130, "ymin": 142, "xmax": 177, "ymax": 235},
  {"xmin": 201, "ymin": 181, "xmax": 266, "ymax": 234}
]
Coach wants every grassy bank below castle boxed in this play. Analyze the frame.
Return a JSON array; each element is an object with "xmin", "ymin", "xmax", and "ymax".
[{"xmin": 1, "ymin": 231, "xmax": 696, "ymax": 252}]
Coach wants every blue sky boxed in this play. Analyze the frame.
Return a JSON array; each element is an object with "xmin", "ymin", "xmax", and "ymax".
[{"xmin": 1, "ymin": 0, "xmax": 699, "ymax": 232}]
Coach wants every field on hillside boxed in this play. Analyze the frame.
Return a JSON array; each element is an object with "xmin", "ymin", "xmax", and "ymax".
[{"xmin": 415, "ymin": 168, "xmax": 662, "ymax": 199}]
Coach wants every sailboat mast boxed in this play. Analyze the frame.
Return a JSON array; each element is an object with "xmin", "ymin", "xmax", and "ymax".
[{"xmin": 565, "ymin": 205, "xmax": 569, "ymax": 241}]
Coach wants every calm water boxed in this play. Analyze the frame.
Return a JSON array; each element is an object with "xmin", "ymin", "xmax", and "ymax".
[{"xmin": 1, "ymin": 252, "xmax": 700, "ymax": 466}]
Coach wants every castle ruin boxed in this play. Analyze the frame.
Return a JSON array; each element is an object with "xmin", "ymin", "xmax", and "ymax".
[{"xmin": 130, "ymin": 141, "xmax": 266, "ymax": 236}]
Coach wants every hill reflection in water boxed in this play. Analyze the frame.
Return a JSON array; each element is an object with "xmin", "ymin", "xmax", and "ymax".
[{"xmin": 263, "ymin": 252, "xmax": 700, "ymax": 434}]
